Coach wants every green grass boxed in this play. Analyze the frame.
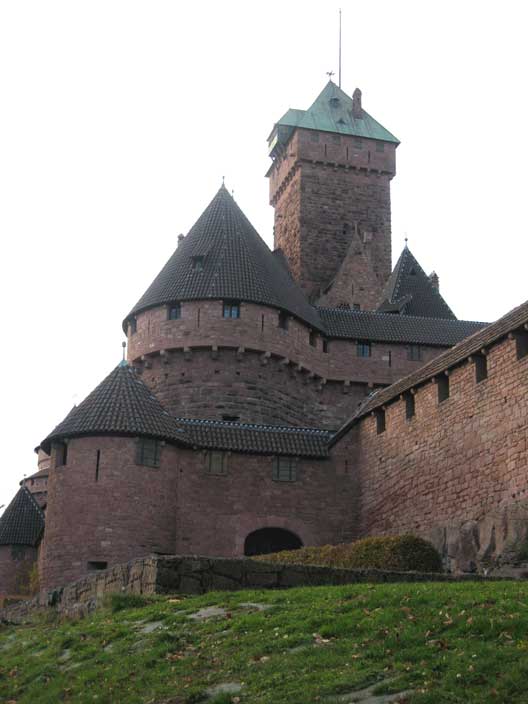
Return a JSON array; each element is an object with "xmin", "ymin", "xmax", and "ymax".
[{"xmin": 2, "ymin": 582, "xmax": 528, "ymax": 703}]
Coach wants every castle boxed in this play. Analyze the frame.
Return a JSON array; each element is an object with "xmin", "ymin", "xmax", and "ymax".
[{"xmin": 2, "ymin": 81, "xmax": 527, "ymax": 596}]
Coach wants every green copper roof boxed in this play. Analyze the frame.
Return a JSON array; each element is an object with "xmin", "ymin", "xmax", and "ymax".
[{"xmin": 275, "ymin": 81, "xmax": 399, "ymax": 144}]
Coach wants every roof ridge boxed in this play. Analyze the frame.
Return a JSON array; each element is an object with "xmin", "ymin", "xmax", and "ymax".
[{"xmin": 174, "ymin": 417, "xmax": 331, "ymax": 435}]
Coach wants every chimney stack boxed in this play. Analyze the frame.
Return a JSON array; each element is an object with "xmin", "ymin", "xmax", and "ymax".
[{"xmin": 352, "ymin": 88, "xmax": 362, "ymax": 119}]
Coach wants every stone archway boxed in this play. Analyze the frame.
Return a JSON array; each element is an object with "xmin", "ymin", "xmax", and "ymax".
[{"xmin": 244, "ymin": 527, "xmax": 303, "ymax": 557}]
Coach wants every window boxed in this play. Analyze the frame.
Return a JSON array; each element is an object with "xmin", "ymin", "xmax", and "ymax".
[
  {"xmin": 167, "ymin": 303, "xmax": 181, "ymax": 320},
  {"xmin": 376, "ymin": 142, "xmax": 385, "ymax": 152},
  {"xmin": 222, "ymin": 414, "xmax": 240, "ymax": 422},
  {"xmin": 192, "ymin": 255, "xmax": 204, "ymax": 271},
  {"xmin": 273, "ymin": 457, "xmax": 297, "ymax": 482},
  {"xmin": 310, "ymin": 132, "xmax": 320, "ymax": 143},
  {"xmin": 223, "ymin": 301, "xmax": 240, "ymax": 319},
  {"xmin": 405, "ymin": 392, "xmax": 415, "ymax": 420},
  {"xmin": 207, "ymin": 451, "xmax": 227, "ymax": 475},
  {"xmin": 515, "ymin": 331, "xmax": 528, "ymax": 360},
  {"xmin": 87, "ymin": 561, "xmax": 108, "ymax": 572},
  {"xmin": 136, "ymin": 438, "xmax": 161, "ymax": 468},
  {"xmin": 357, "ymin": 341, "xmax": 371, "ymax": 357},
  {"xmin": 56, "ymin": 442, "xmax": 68, "ymax": 467},
  {"xmin": 354, "ymin": 138, "xmax": 362, "ymax": 149},
  {"xmin": 474, "ymin": 355, "xmax": 488, "ymax": 383},
  {"xmin": 437, "ymin": 375, "xmax": 450, "ymax": 403},
  {"xmin": 408, "ymin": 345, "xmax": 422, "ymax": 362},
  {"xmin": 322, "ymin": 339, "xmax": 329, "ymax": 354},
  {"xmin": 278, "ymin": 311, "xmax": 289, "ymax": 330},
  {"xmin": 309, "ymin": 330, "xmax": 317, "ymax": 347},
  {"xmin": 129, "ymin": 317, "xmax": 137, "ymax": 335},
  {"xmin": 375, "ymin": 409, "xmax": 386, "ymax": 434},
  {"xmin": 95, "ymin": 449, "xmax": 101, "ymax": 482},
  {"xmin": 332, "ymin": 134, "xmax": 341, "ymax": 144}
]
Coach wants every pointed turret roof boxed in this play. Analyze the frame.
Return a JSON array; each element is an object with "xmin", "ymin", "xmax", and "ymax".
[
  {"xmin": 0, "ymin": 487, "xmax": 45, "ymax": 547},
  {"xmin": 40, "ymin": 363, "xmax": 189, "ymax": 453},
  {"xmin": 124, "ymin": 186, "xmax": 323, "ymax": 331},
  {"xmin": 378, "ymin": 246, "xmax": 456, "ymax": 320},
  {"xmin": 273, "ymin": 81, "xmax": 399, "ymax": 144}
]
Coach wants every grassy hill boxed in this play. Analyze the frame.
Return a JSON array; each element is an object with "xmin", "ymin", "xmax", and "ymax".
[{"xmin": 2, "ymin": 581, "xmax": 528, "ymax": 703}]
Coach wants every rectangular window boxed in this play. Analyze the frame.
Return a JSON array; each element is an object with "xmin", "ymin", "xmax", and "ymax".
[
  {"xmin": 408, "ymin": 345, "xmax": 422, "ymax": 362},
  {"xmin": 273, "ymin": 457, "xmax": 297, "ymax": 482},
  {"xmin": 56, "ymin": 442, "xmax": 68, "ymax": 467},
  {"xmin": 223, "ymin": 301, "xmax": 240, "ymax": 319},
  {"xmin": 375, "ymin": 409, "xmax": 386, "ymax": 434},
  {"xmin": 322, "ymin": 339, "xmax": 329, "ymax": 354},
  {"xmin": 357, "ymin": 341, "xmax": 371, "ymax": 358},
  {"xmin": 167, "ymin": 303, "xmax": 181, "ymax": 320},
  {"xmin": 515, "ymin": 331, "xmax": 528, "ymax": 360},
  {"xmin": 475, "ymin": 355, "xmax": 488, "ymax": 383},
  {"xmin": 278, "ymin": 311, "xmax": 289, "ymax": 330},
  {"xmin": 354, "ymin": 138, "xmax": 362, "ymax": 149},
  {"xmin": 135, "ymin": 438, "xmax": 161, "ymax": 468},
  {"xmin": 405, "ymin": 392, "xmax": 415, "ymax": 420},
  {"xmin": 309, "ymin": 330, "xmax": 317, "ymax": 347},
  {"xmin": 87, "ymin": 561, "xmax": 108, "ymax": 572},
  {"xmin": 129, "ymin": 317, "xmax": 137, "ymax": 335},
  {"xmin": 95, "ymin": 449, "xmax": 101, "ymax": 482},
  {"xmin": 376, "ymin": 142, "xmax": 385, "ymax": 152},
  {"xmin": 207, "ymin": 451, "xmax": 227, "ymax": 475},
  {"xmin": 437, "ymin": 375, "xmax": 450, "ymax": 403},
  {"xmin": 192, "ymin": 256, "xmax": 204, "ymax": 271},
  {"xmin": 332, "ymin": 134, "xmax": 341, "ymax": 144}
]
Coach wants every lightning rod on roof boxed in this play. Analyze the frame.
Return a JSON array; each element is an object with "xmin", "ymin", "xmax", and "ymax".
[{"xmin": 339, "ymin": 8, "xmax": 342, "ymax": 88}]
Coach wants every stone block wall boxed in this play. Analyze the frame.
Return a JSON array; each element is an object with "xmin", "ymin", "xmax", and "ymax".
[
  {"xmin": 0, "ymin": 545, "xmax": 37, "ymax": 597},
  {"xmin": 334, "ymin": 334, "xmax": 528, "ymax": 570}
]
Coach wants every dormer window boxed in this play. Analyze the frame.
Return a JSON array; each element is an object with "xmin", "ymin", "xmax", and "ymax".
[
  {"xmin": 192, "ymin": 256, "xmax": 204, "ymax": 272},
  {"xmin": 223, "ymin": 301, "xmax": 240, "ymax": 319},
  {"xmin": 167, "ymin": 303, "xmax": 181, "ymax": 320}
]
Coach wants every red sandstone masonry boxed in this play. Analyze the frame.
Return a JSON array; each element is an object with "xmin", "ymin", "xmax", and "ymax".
[
  {"xmin": 334, "ymin": 336, "xmax": 528, "ymax": 540},
  {"xmin": 0, "ymin": 545, "xmax": 37, "ymax": 596}
]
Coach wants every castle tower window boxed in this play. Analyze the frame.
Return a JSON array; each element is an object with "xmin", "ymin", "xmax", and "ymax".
[
  {"xmin": 278, "ymin": 311, "xmax": 289, "ymax": 330},
  {"xmin": 87, "ymin": 561, "xmax": 108, "ymax": 572},
  {"xmin": 405, "ymin": 392, "xmax": 415, "ymax": 420},
  {"xmin": 273, "ymin": 457, "xmax": 297, "ymax": 482},
  {"xmin": 376, "ymin": 142, "xmax": 385, "ymax": 153},
  {"xmin": 223, "ymin": 301, "xmax": 240, "ymax": 319},
  {"xmin": 354, "ymin": 138, "xmax": 362, "ymax": 149},
  {"xmin": 357, "ymin": 341, "xmax": 371, "ymax": 358},
  {"xmin": 310, "ymin": 132, "xmax": 319, "ymax": 143},
  {"xmin": 437, "ymin": 375, "xmax": 450, "ymax": 403},
  {"xmin": 515, "ymin": 331, "xmax": 528, "ymax": 360},
  {"xmin": 375, "ymin": 409, "xmax": 386, "ymax": 434},
  {"xmin": 56, "ymin": 442, "xmax": 68, "ymax": 467},
  {"xmin": 222, "ymin": 414, "xmax": 240, "ymax": 422},
  {"xmin": 474, "ymin": 354, "xmax": 488, "ymax": 383},
  {"xmin": 129, "ymin": 317, "xmax": 137, "ymax": 335},
  {"xmin": 167, "ymin": 303, "xmax": 181, "ymax": 320},
  {"xmin": 207, "ymin": 451, "xmax": 227, "ymax": 475},
  {"xmin": 135, "ymin": 438, "xmax": 161, "ymax": 468},
  {"xmin": 95, "ymin": 449, "xmax": 101, "ymax": 482},
  {"xmin": 192, "ymin": 256, "xmax": 204, "ymax": 271},
  {"xmin": 322, "ymin": 339, "xmax": 329, "ymax": 353},
  {"xmin": 309, "ymin": 330, "xmax": 317, "ymax": 347},
  {"xmin": 408, "ymin": 345, "xmax": 422, "ymax": 362}
]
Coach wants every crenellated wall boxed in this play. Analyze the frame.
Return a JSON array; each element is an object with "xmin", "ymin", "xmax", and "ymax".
[
  {"xmin": 128, "ymin": 301, "xmax": 441, "ymax": 428},
  {"xmin": 334, "ymin": 334, "xmax": 528, "ymax": 570}
]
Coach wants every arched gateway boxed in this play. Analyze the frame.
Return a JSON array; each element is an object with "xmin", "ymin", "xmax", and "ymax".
[{"xmin": 244, "ymin": 527, "xmax": 303, "ymax": 557}]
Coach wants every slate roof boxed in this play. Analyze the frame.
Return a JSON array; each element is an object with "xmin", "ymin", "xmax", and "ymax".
[
  {"xmin": 378, "ymin": 246, "xmax": 456, "ymax": 319},
  {"xmin": 177, "ymin": 418, "xmax": 331, "ymax": 458},
  {"xmin": 0, "ymin": 487, "xmax": 45, "ymax": 547},
  {"xmin": 330, "ymin": 299, "xmax": 528, "ymax": 446},
  {"xmin": 272, "ymin": 81, "xmax": 399, "ymax": 143},
  {"xmin": 124, "ymin": 185, "xmax": 323, "ymax": 332},
  {"xmin": 40, "ymin": 362, "xmax": 190, "ymax": 453},
  {"xmin": 318, "ymin": 308, "xmax": 485, "ymax": 346}
]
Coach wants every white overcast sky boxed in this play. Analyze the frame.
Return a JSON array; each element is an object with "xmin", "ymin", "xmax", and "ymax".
[{"xmin": 1, "ymin": 0, "xmax": 527, "ymax": 511}]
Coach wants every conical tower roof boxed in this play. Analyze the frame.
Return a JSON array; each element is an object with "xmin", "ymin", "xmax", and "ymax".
[
  {"xmin": 0, "ymin": 487, "xmax": 45, "ymax": 547},
  {"xmin": 124, "ymin": 185, "xmax": 323, "ymax": 331},
  {"xmin": 378, "ymin": 246, "xmax": 456, "ymax": 319},
  {"xmin": 40, "ymin": 363, "xmax": 189, "ymax": 453}
]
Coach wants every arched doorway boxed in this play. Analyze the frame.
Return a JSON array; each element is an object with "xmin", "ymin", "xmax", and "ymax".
[{"xmin": 244, "ymin": 527, "xmax": 303, "ymax": 557}]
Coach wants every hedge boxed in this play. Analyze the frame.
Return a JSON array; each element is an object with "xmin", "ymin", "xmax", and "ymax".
[{"xmin": 254, "ymin": 535, "xmax": 442, "ymax": 573}]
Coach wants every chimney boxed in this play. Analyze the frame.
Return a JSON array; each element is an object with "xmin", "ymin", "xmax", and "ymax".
[
  {"xmin": 178, "ymin": 233, "xmax": 185, "ymax": 247},
  {"xmin": 429, "ymin": 271, "xmax": 439, "ymax": 292},
  {"xmin": 352, "ymin": 88, "xmax": 362, "ymax": 119}
]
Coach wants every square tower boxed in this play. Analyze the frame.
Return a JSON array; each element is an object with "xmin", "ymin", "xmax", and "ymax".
[{"xmin": 267, "ymin": 82, "xmax": 399, "ymax": 308}]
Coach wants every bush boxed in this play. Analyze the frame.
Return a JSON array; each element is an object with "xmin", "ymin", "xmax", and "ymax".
[
  {"xmin": 254, "ymin": 535, "xmax": 442, "ymax": 573},
  {"xmin": 107, "ymin": 593, "xmax": 150, "ymax": 613}
]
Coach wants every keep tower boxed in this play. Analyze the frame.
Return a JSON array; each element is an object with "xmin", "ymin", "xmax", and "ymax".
[{"xmin": 267, "ymin": 81, "xmax": 399, "ymax": 309}]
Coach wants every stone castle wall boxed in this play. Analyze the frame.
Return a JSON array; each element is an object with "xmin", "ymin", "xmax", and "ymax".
[
  {"xmin": 269, "ymin": 129, "xmax": 395, "ymax": 302},
  {"xmin": 128, "ymin": 300, "xmax": 441, "ymax": 429},
  {"xmin": 335, "ymin": 333, "xmax": 528, "ymax": 570},
  {"xmin": 0, "ymin": 545, "xmax": 37, "ymax": 597}
]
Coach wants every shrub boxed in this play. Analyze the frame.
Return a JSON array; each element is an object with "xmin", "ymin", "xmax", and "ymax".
[{"xmin": 254, "ymin": 535, "xmax": 442, "ymax": 573}]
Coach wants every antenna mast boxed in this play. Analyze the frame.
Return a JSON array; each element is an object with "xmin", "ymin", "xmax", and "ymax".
[{"xmin": 338, "ymin": 8, "xmax": 342, "ymax": 88}]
